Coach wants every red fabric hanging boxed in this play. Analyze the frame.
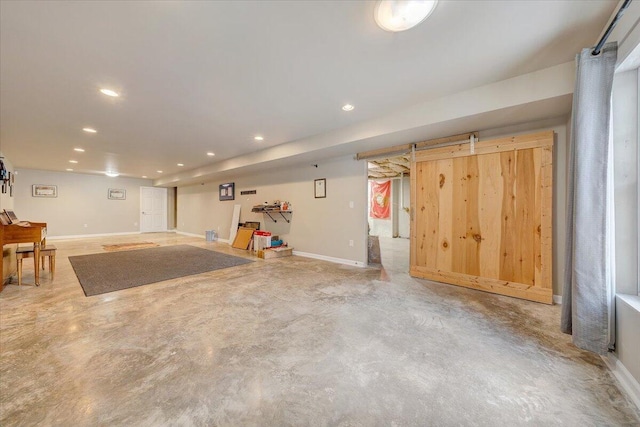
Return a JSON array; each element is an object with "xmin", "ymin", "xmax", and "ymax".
[{"xmin": 370, "ymin": 180, "xmax": 391, "ymax": 219}]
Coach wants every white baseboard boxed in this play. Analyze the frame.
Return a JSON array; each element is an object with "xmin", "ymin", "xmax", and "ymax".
[
  {"xmin": 48, "ymin": 231, "xmax": 142, "ymax": 240},
  {"xmin": 175, "ymin": 231, "xmax": 204, "ymax": 238},
  {"xmin": 293, "ymin": 250, "xmax": 366, "ymax": 267},
  {"xmin": 603, "ymin": 353, "xmax": 640, "ymax": 410},
  {"xmin": 175, "ymin": 231, "xmax": 229, "ymax": 244},
  {"xmin": 553, "ymin": 295, "xmax": 562, "ymax": 305}
]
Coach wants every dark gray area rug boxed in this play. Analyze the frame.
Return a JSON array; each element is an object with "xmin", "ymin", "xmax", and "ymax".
[{"xmin": 69, "ymin": 244, "xmax": 253, "ymax": 296}]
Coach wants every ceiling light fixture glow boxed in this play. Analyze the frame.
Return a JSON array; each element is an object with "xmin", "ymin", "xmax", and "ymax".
[
  {"xmin": 254, "ymin": 136, "xmax": 264, "ymax": 141},
  {"xmin": 207, "ymin": 152, "xmax": 215, "ymax": 156},
  {"xmin": 66, "ymin": 168, "xmax": 73, "ymax": 171},
  {"xmin": 177, "ymin": 163, "xmax": 184, "ymax": 166},
  {"xmin": 105, "ymin": 171, "xmax": 119, "ymax": 177},
  {"xmin": 74, "ymin": 148, "xmax": 85, "ymax": 152},
  {"xmin": 342, "ymin": 104, "xmax": 355, "ymax": 111},
  {"xmin": 374, "ymin": 0, "xmax": 438, "ymax": 32},
  {"xmin": 142, "ymin": 175, "xmax": 147, "ymax": 178},
  {"xmin": 157, "ymin": 170, "xmax": 163, "ymax": 173},
  {"xmin": 69, "ymin": 160, "xmax": 78, "ymax": 164},
  {"xmin": 100, "ymin": 88, "xmax": 119, "ymax": 97},
  {"xmin": 83, "ymin": 127, "xmax": 97, "ymax": 133}
]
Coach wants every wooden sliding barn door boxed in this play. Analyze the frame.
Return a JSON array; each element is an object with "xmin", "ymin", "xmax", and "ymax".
[{"xmin": 410, "ymin": 131, "xmax": 553, "ymax": 304}]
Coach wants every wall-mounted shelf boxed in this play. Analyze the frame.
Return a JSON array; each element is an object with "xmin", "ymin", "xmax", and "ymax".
[{"xmin": 252, "ymin": 209, "xmax": 292, "ymax": 223}]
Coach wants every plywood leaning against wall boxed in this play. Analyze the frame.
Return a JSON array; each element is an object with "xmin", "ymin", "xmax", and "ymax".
[{"xmin": 410, "ymin": 131, "xmax": 553, "ymax": 304}]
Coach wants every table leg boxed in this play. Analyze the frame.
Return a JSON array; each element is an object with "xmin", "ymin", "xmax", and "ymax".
[
  {"xmin": 34, "ymin": 243, "xmax": 40, "ymax": 286},
  {"xmin": 17, "ymin": 257, "xmax": 22, "ymax": 286}
]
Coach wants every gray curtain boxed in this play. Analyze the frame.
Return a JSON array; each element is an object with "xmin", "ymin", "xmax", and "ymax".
[{"xmin": 561, "ymin": 42, "xmax": 617, "ymax": 355}]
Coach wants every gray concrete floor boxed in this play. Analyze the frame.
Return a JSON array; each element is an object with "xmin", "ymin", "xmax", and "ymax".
[{"xmin": 1, "ymin": 233, "xmax": 639, "ymax": 426}]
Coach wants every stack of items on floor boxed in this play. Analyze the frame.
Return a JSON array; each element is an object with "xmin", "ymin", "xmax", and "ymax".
[
  {"xmin": 231, "ymin": 227, "xmax": 293, "ymax": 259},
  {"xmin": 253, "ymin": 230, "xmax": 292, "ymax": 259}
]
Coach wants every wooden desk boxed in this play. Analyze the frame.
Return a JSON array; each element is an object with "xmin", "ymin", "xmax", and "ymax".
[{"xmin": 0, "ymin": 222, "xmax": 47, "ymax": 291}]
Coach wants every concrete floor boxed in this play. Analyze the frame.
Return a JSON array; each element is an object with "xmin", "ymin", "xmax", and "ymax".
[{"xmin": 1, "ymin": 233, "xmax": 639, "ymax": 426}]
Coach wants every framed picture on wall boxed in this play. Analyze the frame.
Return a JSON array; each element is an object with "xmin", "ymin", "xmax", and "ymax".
[
  {"xmin": 314, "ymin": 178, "xmax": 326, "ymax": 198},
  {"xmin": 108, "ymin": 188, "xmax": 126, "ymax": 200},
  {"xmin": 32, "ymin": 184, "xmax": 57, "ymax": 198},
  {"xmin": 219, "ymin": 182, "xmax": 235, "ymax": 201}
]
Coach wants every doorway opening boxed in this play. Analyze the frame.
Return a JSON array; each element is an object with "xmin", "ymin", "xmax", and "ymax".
[{"xmin": 367, "ymin": 155, "xmax": 410, "ymax": 272}]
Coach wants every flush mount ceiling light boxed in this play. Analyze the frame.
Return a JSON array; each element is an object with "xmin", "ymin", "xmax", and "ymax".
[
  {"xmin": 74, "ymin": 148, "xmax": 85, "ymax": 152},
  {"xmin": 157, "ymin": 170, "xmax": 163, "ymax": 173},
  {"xmin": 374, "ymin": 0, "xmax": 438, "ymax": 32},
  {"xmin": 83, "ymin": 127, "xmax": 97, "ymax": 133},
  {"xmin": 69, "ymin": 160, "xmax": 78, "ymax": 164},
  {"xmin": 177, "ymin": 163, "xmax": 184, "ymax": 166},
  {"xmin": 100, "ymin": 88, "xmax": 119, "ymax": 97},
  {"xmin": 254, "ymin": 136, "xmax": 264, "ymax": 141},
  {"xmin": 66, "ymin": 168, "xmax": 73, "ymax": 171},
  {"xmin": 105, "ymin": 171, "xmax": 119, "ymax": 177},
  {"xmin": 207, "ymin": 152, "xmax": 215, "ymax": 157},
  {"xmin": 342, "ymin": 104, "xmax": 355, "ymax": 111},
  {"xmin": 142, "ymin": 175, "xmax": 147, "ymax": 178}
]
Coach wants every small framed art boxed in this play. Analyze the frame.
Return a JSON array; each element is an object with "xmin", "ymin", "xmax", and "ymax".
[
  {"xmin": 32, "ymin": 184, "xmax": 57, "ymax": 198},
  {"xmin": 108, "ymin": 188, "xmax": 126, "ymax": 200},
  {"xmin": 219, "ymin": 183, "xmax": 235, "ymax": 201}
]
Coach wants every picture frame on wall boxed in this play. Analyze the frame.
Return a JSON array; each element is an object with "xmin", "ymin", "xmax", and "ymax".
[
  {"xmin": 219, "ymin": 182, "xmax": 235, "ymax": 201},
  {"xmin": 32, "ymin": 184, "xmax": 57, "ymax": 198},
  {"xmin": 314, "ymin": 178, "xmax": 326, "ymax": 198},
  {"xmin": 108, "ymin": 188, "xmax": 126, "ymax": 200}
]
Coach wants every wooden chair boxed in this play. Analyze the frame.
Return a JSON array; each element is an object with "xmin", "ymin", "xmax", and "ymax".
[{"xmin": 16, "ymin": 245, "xmax": 57, "ymax": 286}]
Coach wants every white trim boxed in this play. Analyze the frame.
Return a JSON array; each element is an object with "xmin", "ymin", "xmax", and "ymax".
[
  {"xmin": 175, "ymin": 231, "xmax": 204, "ymax": 239},
  {"xmin": 603, "ymin": 353, "xmax": 640, "ymax": 410},
  {"xmin": 553, "ymin": 295, "xmax": 562, "ymax": 305},
  {"xmin": 618, "ymin": 293, "xmax": 640, "ymax": 311},
  {"xmin": 175, "ymin": 230, "xmax": 230, "ymax": 244},
  {"xmin": 47, "ymin": 231, "xmax": 143, "ymax": 240},
  {"xmin": 293, "ymin": 250, "xmax": 366, "ymax": 267}
]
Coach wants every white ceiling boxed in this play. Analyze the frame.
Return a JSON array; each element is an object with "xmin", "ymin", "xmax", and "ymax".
[{"xmin": 0, "ymin": 1, "xmax": 616, "ymax": 182}]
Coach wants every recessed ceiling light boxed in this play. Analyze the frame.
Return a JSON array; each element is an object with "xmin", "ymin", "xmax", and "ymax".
[
  {"xmin": 105, "ymin": 171, "xmax": 119, "ymax": 177},
  {"xmin": 157, "ymin": 170, "xmax": 163, "ymax": 173},
  {"xmin": 83, "ymin": 127, "xmax": 97, "ymax": 133},
  {"xmin": 100, "ymin": 88, "xmax": 119, "ymax": 97},
  {"xmin": 342, "ymin": 104, "xmax": 355, "ymax": 111},
  {"xmin": 177, "ymin": 163, "xmax": 184, "ymax": 167},
  {"xmin": 74, "ymin": 148, "xmax": 85, "ymax": 152},
  {"xmin": 207, "ymin": 152, "xmax": 215, "ymax": 157},
  {"xmin": 69, "ymin": 160, "xmax": 78, "ymax": 164},
  {"xmin": 66, "ymin": 168, "xmax": 73, "ymax": 171},
  {"xmin": 254, "ymin": 136, "xmax": 264, "ymax": 141},
  {"xmin": 374, "ymin": 0, "xmax": 438, "ymax": 32}
]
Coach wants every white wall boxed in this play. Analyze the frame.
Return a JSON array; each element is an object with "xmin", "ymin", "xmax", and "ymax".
[
  {"xmin": 177, "ymin": 155, "xmax": 367, "ymax": 264},
  {"xmin": 613, "ymin": 70, "xmax": 639, "ymax": 295},
  {"xmin": 612, "ymin": 68, "xmax": 640, "ymax": 390},
  {"xmin": 14, "ymin": 169, "xmax": 152, "ymax": 237}
]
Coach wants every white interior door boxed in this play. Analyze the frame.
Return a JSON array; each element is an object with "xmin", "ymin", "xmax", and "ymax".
[{"xmin": 140, "ymin": 186, "xmax": 167, "ymax": 233}]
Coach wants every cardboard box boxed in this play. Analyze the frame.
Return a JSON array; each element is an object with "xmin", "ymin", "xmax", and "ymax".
[{"xmin": 258, "ymin": 247, "xmax": 293, "ymax": 259}]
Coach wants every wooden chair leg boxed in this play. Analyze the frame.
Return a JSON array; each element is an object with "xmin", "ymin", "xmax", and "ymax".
[
  {"xmin": 50, "ymin": 255, "xmax": 55, "ymax": 280},
  {"xmin": 17, "ymin": 257, "xmax": 22, "ymax": 287},
  {"xmin": 42, "ymin": 256, "xmax": 45, "ymax": 270}
]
